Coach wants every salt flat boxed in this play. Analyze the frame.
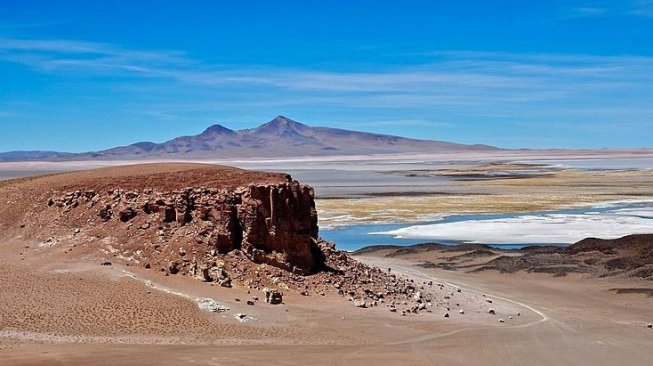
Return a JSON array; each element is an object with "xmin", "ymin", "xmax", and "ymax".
[{"xmin": 0, "ymin": 155, "xmax": 652, "ymax": 365}]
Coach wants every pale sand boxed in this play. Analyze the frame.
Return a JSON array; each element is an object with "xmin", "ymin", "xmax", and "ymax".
[
  {"xmin": 1, "ymin": 236, "xmax": 652, "ymax": 365},
  {"xmin": 1, "ymin": 153, "xmax": 653, "ymax": 364}
]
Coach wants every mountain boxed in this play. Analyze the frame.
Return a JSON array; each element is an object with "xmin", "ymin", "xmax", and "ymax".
[
  {"xmin": 2, "ymin": 116, "xmax": 499, "ymax": 161},
  {"xmin": 0, "ymin": 151, "xmax": 76, "ymax": 162}
]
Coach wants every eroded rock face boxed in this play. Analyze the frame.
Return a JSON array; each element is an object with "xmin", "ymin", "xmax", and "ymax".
[
  {"xmin": 238, "ymin": 184, "xmax": 319, "ymax": 274},
  {"xmin": 47, "ymin": 181, "xmax": 321, "ymax": 274}
]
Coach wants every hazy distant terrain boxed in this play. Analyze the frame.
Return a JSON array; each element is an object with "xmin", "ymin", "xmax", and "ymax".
[{"xmin": 0, "ymin": 116, "xmax": 499, "ymax": 162}]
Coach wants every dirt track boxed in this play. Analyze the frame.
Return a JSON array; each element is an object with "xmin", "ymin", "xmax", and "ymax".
[
  {"xmin": 2, "ymin": 248, "xmax": 652, "ymax": 365},
  {"xmin": 1, "ymin": 161, "xmax": 652, "ymax": 365}
]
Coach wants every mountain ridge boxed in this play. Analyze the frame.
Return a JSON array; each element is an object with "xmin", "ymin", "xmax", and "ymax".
[{"xmin": 0, "ymin": 116, "xmax": 500, "ymax": 161}]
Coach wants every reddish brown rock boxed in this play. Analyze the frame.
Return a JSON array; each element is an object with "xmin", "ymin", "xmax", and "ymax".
[
  {"xmin": 47, "ymin": 179, "xmax": 320, "ymax": 274},
  {"xmin": 118, "ymin": 207, "xmax": 137, "ymax": 222},
  {"xmin": 237, "ymin": 184, "xmax": 319, "ymax": 274}
]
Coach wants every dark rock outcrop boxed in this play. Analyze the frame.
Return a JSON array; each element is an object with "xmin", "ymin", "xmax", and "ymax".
[
  {"xmin": 47, "ymin": 181, "xmax": 321, "ymax": 275},
  {"xmin": 238, "ymin": 184, "xmax": 318, "ymax": 274}
]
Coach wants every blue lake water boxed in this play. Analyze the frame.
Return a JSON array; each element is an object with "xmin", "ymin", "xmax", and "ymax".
[{"xmin": 320, "ymin": 201, "xmax": 653, "ymax": 251}]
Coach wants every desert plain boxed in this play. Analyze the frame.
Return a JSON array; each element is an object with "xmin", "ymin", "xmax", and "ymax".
[{"xmin": 0, "ymin": 151, "xmax": 652, "ymax": 365}]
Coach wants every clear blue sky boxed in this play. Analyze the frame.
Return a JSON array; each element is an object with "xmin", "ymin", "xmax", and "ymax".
[{"xmin": 1, "ymin": 0, "xmax": 652, "ymax": 152}]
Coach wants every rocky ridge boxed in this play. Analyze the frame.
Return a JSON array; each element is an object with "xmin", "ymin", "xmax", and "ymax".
[
  {"xmin": 356, "ymin": 236, "xmax": 653, "ymax": 280},
  {"xmin": 46, "ymin": 180, "xmax": 320, "ymax": 275},
  {"xmin": 44, "ymin": 186, "xmax": 442, "ymax": 314},
  {"xmin": 19, "ymin": 164, "xmax": 444, "ymax": 315}
]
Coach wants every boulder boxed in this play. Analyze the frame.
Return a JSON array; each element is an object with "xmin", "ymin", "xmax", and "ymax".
[
  {"xmin": 263, "ymin": 287, "xmax": 283, "ymax": 304},
  {"xmin": 208, "ymin": 266, "xmax": 232, "ymax": 288},
  {"xmin": 196, "ymin": 298, "xmax": 229, "ymax": 313},
  {"xmin": 168, "ymin": 261, "xmax": 180, "ymax": 275},
  {"xmin": 354, "ymin": 300, "xmax": 367, "ymax": 308},
  {"xmin": 99, "ymin": 205, "xmax": 113, "ymax": 221},
  {"xmin": 118, "ymin": 207, "xmax": 137, "ymax": 222}
]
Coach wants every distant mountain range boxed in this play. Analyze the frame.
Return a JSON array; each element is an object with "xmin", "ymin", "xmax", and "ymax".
[{"xmin": 0, "ymin": 116, "xmax": 499, "ymax": 162}]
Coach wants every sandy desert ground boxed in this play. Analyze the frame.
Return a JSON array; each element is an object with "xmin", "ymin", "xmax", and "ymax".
[
  {"xmin": 1, "ymin": 240, "xmax": 652, "ymax": 365},
  {"xmin": 0, "ymin": 154, "xmax": 652, "ymax": 365}
]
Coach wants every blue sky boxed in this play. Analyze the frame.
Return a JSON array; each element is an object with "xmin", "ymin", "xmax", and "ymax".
[{"xmin": 1, "ymin": 0, "xmax": 652, "ymax": 152}]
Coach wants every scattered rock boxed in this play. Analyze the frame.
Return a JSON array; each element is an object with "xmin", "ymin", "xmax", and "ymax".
[
  {"xmin": 99, "ymin": 205, "xmax": 113, "ymax": 221},
  {"xmin": 488, "ymin": 309, "xmax": 496, "ymax": 315},
  {"xmin": 210, "ymin": 266, "xmax": 232, "ymax": 288},
  {"xmin": 100, "ymin": 259, "xmax": 112, "ymax": 266},
  {"xmin": 118, "ymin": 207, "xmax": 137, "ymax": 222},
  {"xmin": 196, "ymin": 298, "xmax": 229, "ymax": 313},
  {"xmin": 263, "ymin": 287, "xmax": 283, "ymax": 304},
  {"xmin": 354, "ymin": 300, "xmax": 367, "ymax": 308},
  {"xmin": 39, "ymin": 180, "xmax": 475, "ymax": 317},
  {"xmin": 168, "ymin": 261, "xmax": 180, "ymax": 274}
]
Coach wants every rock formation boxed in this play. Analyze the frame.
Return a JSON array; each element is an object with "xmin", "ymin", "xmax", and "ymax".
[
  {"xmin": 0, "ymin": 163, "xmax": 447, "ymax": 316},
  {"xmin": 46, "ymin": 181, "xmax": 321, "ymax": 275}
]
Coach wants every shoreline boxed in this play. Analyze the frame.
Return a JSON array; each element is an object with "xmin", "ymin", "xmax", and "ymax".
[{"xmin": 321, "ymin": 199, "xmax": 653, "ymax": 251}]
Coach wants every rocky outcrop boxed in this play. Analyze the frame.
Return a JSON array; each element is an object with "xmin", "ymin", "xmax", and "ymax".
[
  {"xmin": 47, "ymin": 181, "xmax": 321, "ymax": 275},
  {"xmin": 3, "ymin": 164, "xmax": 457, "ymax": 316},
  {"xmin": 238, "ymin": 184, "xmax": 319, "ymax": 274},
  {"xmin": 365, "ymin": 236, "xmax": 653, "ymax": 280}
]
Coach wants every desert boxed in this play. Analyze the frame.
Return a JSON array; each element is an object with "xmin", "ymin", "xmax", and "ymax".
[
  {"xmin": 1, "ymin": 159, "xmax": 652, "ymax": 365},
  {"xmin": 3, "ymin": 2, "xmax": 653, "ymax": 364}
]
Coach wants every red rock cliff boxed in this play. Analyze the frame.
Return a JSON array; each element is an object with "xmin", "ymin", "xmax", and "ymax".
[{"xmin": 46, "ymin": 181, "xmax": 320, "ymax": 274}]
